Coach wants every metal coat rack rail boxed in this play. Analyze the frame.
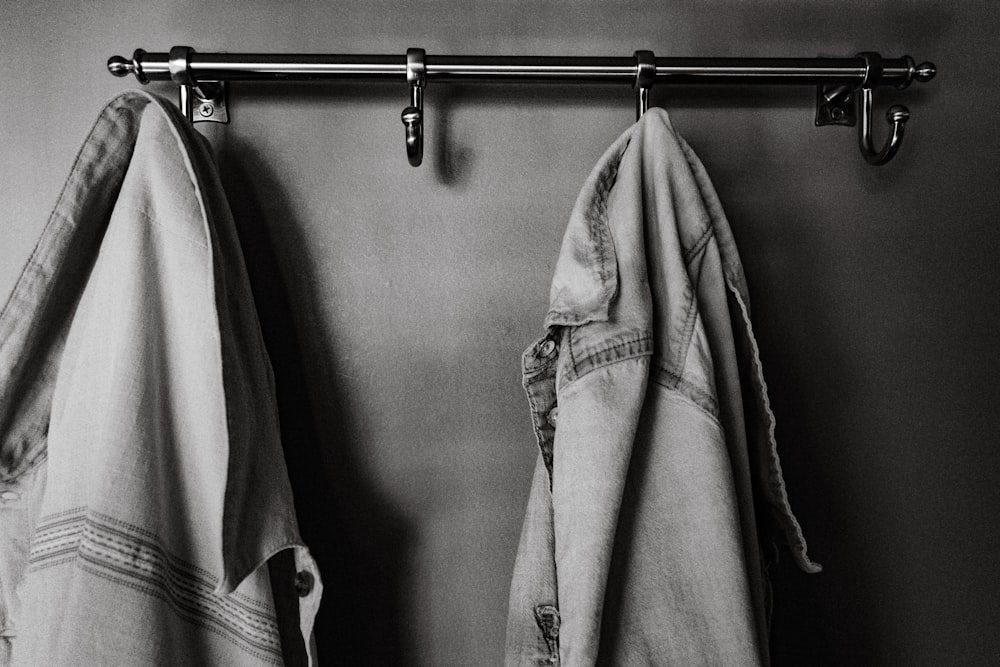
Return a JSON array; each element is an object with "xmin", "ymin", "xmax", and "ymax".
[{"xmin": 107, "ymin": 46, "xmax": 937, "ymax": 166}]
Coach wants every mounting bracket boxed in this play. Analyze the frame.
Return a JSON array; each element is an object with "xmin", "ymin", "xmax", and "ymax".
[
  {"xmin": 815, "ymin": 84, "xmax": 856, "ymax": 127},
  {"xmin": 181, "ymin": 81, "xmax": 230, "ymax": 124}
]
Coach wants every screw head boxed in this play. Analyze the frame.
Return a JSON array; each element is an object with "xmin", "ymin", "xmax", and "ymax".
[
  {"xmin": 831, "ymin": 107, "xmax": 845, "ymax": 121},
  {"xmin": 198, "ymin": 103, "xmax": 215, "ymax": 117}
]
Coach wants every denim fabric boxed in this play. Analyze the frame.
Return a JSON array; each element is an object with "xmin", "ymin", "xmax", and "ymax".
[
  {"xmin": 0, "ymin": 91, "xmax": 321, "ymax": 665},
  {"xmin": 506, "ymin": 109, "xmax": 820, "ymax": 666}
]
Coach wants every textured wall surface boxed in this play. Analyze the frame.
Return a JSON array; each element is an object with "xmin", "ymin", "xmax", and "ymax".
[{"xmin": 2, "ymin": 2, "xmax": 997, "ymax": 664}]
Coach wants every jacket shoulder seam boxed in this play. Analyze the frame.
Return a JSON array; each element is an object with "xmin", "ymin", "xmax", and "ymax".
[{"xmin": 559, "ymin": 330, "xmax": 653, "ymax": 391}]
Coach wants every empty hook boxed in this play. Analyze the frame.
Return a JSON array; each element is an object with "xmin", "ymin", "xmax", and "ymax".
[
  {"xmin": 858, "ymin": 88, "xmax": 909, "ymax": 166},
  {"xmin": 856, "ymin": 52, "xmax": 936, "ymax": 165},
  {"xmin": 855, "ymin": 51, "xmax": 911, "ymax": 165},
  {"xmin": 634, "ymin": 50, "xmax": 655, "ymax": 121},
  {"xmin": 401, "ymin": 48, "xmax": 426, "ymax": 167}
]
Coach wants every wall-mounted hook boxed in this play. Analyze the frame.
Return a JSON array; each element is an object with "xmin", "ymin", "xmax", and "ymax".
[
  {"xmin": 167, "ymin": 46, "xmax": 229, "ymax": 124},
  {"xmin": 401, "ymin": 48, "xmax": 426, "ymax": 167},
  {"xmin": 856, "ymin": 53, "xmax": 936, "ymax": 164},
  {"xmin": 855, "ymin": 52, "xmax": 907, "ymax": 165},
  {"xmin": 634, "ymin": 50, "xmax": 655, "ymax": 121},
  {"xmin": 815, "ymin": 53, "xmax": 935, "ymax": 165}
]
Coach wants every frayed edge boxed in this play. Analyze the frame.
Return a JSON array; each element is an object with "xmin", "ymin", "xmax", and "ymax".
[{"xmin": 727, "ymin": 278, "xmax": 822, "ymax": 575}]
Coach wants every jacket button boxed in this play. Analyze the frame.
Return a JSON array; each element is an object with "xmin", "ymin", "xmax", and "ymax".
[
  {"xmin": 547, "ymin": 408, "xmax": 559, "ymax": 428},
  {"xmin": 294, "ymin": 570, "xmax": 314, "ymax": 597},
  {"xmin": 539, "ymin": 339, "xmax": 556, "ymax": 357}
]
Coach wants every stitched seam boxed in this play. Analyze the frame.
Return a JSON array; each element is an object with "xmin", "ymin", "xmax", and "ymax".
[
  {"xmin": 683, "ymin": 224, "xmax": 714, "ymax": 265},
  {"xmin": 672, "ymin": 226, "xmax": 715, "ymax": 377},
  {"xmin": 29, "ymin": 510, "xmax": 282, "ymax": 638},
  {"xmin": 88, "ymin": 512, "xmax": 215, "ymax": 580},
  {"xmin": 34, "ymin": 510, "xmax": 214, "ymax": 581},
  {"xmin": 95, "ymin": 513, "xmax": 270, "ymax": 613},
  {"xmin": 22, "ymin": 553, "xmax": 77, "ymax": 572},
  {"xmin": 588, "ymin": 139, "xmax": 629, "ymax": 290},
  {"xmin": 564, "ymin": 327, "xmax": 578, "ymax": 386},
  {"xmin": 561, "ymin": 332, "xmax": 653, "ymax": 390},
  {"xmin": 0, "ymin": 99, "xmax": 138, "ymax": 327},
  {"xmin": 77, "ymin": 537, "xmax": 276, "ymax": 635},
  {"xmin": 29, "ymin": 537, "xmax": 283, "ymax": 657},
  {"xmin": 521, "ymin": 342, "xmax": 557, "ymax": 488},
  {"xmin": 650, "ymin": 363, "xmax": 720, "ymax": 420},
  {"xmin": 78, "ymin": 560, "xmax": 282, "ymax": 664},
  {"xmin": 79, "ymin": 529, "xmax": 275, "ymax": 627}
]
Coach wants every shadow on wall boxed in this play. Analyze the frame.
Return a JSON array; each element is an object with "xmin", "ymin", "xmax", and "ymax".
[
  {"xmin": 200, "ymin": 0, "xmax": 955, "ymax": 658},
  {"xmin": 218, "ymin": 140, "xmax": 415, "ymax": 666}
]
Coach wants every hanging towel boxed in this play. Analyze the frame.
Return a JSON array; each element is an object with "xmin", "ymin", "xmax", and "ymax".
[
  {"xmin": 0, "ymin": 91, "xmax": 321, "ymax": 666},
  {"xmin": 506, "ymin": 108, "xmax": 820, "ymax": 667}
]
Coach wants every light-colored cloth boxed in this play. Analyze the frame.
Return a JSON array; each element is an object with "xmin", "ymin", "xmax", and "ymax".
[
  {"xmin": 0, "ymin": 91, "xmax": 321, "ymax": 665},
  {"xmin": 506, "ymin": 109, "xmax": 820, "ymax": 666}
]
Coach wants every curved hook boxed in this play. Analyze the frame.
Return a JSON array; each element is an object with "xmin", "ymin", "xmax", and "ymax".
[
  {"xmin": 858, "ymin": 90, "xmax": 910, "ymax": 165},
  {"xmin": 401, "ymin": 107, "xmax": 422, "ymax": 166},
  {"xmin": 634, "ymin": 50, "xmax": 655, "ymax": 121},
  {"xmin": 856, "ymin": 52, "xmax": 910, "ymax": 165},
  {"xmin": 401, "ymin": 48, "xmax": 426, "ymax": 167}
]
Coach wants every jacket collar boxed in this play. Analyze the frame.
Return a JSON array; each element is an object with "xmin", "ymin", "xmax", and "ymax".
[{"xmin": 542, "ymin": 108, "xmax": 753, "ymax": 329}]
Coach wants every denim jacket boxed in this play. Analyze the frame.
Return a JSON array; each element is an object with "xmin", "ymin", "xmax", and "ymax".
[
  {"xmin": 506, "ymin": 109, "xmax": 820, "ymax": 666},
  {"xmin": 0, "ymin": 92, "xmax": 321, "ymax": 665}
]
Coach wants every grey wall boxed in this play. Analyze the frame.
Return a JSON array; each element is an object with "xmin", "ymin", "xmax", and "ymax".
[{"xmin": 3, "ymin": 1, "xmax": 998, "ymax": 665}]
